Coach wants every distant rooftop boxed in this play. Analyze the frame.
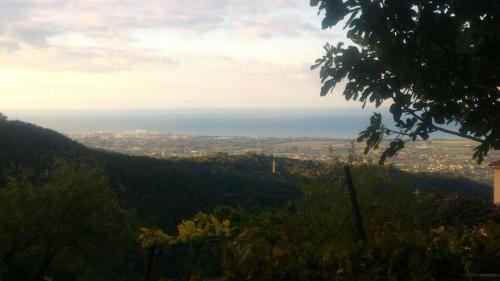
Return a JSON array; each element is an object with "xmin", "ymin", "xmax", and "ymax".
[{"xmin": 490, "ymin": 160, "xmax": 500, "ymax": 167}]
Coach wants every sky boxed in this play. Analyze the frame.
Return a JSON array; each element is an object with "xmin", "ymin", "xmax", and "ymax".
[{"xmin": 0, "ymin": 0, "xmax": 352, "ymax": 110}]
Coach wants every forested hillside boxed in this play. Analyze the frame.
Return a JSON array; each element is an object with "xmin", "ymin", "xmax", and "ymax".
[{"xmin": 0, "ymin": 118, "xmax": 301, "ymax": 229}]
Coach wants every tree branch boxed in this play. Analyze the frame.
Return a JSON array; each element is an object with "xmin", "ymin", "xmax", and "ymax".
[{"xmin": 402, "ymin": 105, "xmax": 484, "ymax": 143}]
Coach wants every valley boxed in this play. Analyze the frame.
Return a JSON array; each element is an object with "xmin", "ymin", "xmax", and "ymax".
[{"xmin": 71, "ymin": 131, "xmax": 500, "ymax": 185}]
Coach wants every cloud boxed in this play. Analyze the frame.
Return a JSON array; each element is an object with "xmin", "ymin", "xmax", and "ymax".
[
  {"xmin": 132, "ymin": 0, "xmax": 318, "ymax": 37},
  {"xmin": 230, "ymin": 16, "xmax": 318, "ymax": 39},
  {"xmin": 0, "ymin": 1, "xmax": 66, "ymax": 48},
  {"xmin": 0, "ymin": 45, "xmax": 178, "ymax": 72},
  {"xmin": 0, "ymin": 0, "xmax": 334, "ymax": 72},
  {"xmin": 0, "ymin": 39, "xmax": 20, "ymax": 53},
  {"xmin": 0, "ymin": 0, "xmax": 318, "ymax": 47},
  {"xmin": 8, "ymin": 26, "xmax": 58, "ymax": 48},
  {"xmin": 53, "ymin": 47, "xmax": 178, "ymax": 72}
]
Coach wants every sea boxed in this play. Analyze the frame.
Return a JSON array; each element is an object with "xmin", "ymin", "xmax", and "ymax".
[{"xmin": 4, "ymin": 107, "xmax": 454, "ymax": 138}]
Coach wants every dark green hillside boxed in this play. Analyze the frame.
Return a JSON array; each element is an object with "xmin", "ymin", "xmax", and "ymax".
[
  {"xmin": 275, "ymin": 158, "xmax": 492, "ymax": 199},
  {"xmin": 0, "ymin": 118, "xmax": 301, "ymax": 229},
  {"xmin": 96, "ymin": 152, "xmax": 300, "ymax": 229},
  {"xmin": 412, "ymin": 172, "xmax": 492, "ymax": 198},
  {"xmin": 0, "ymin": 119, "xmax": 88, "ymax": 185}
]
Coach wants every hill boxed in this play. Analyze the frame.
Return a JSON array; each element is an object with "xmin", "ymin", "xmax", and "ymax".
[{"xmin": 0, "ymin": 118, "xmax": 301, "ymax": 229}]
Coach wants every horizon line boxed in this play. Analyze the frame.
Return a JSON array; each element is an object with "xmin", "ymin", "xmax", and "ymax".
[{"xmin": 3, "ymin": 105, "xmax": 385, "ymax": 113}]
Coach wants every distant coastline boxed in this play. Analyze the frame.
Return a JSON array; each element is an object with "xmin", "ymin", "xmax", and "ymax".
[{"xmin": 4, "ymin": 108, "xmax": 458, "ymax": 139}]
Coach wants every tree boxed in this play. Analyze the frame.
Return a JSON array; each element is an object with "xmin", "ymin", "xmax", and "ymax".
[
  {"xmin": 137, "ymin": 228, "xmax": 175, "ymax": 281},
  {"xmin": 311, "ymin": 0, "xmax": 500, "ymax": 163},
  {"xmin": 138, "ymin": 213, "xmax": 232, "ymax": 281},
  {"xmin": 0, "ymin": 162, "xmax": 137, "ymax": 281}
]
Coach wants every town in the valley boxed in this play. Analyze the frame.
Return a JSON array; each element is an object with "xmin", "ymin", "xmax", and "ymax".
[{"xmin": 71, "ymin": 131, "xmax": 500, "ymax": 185}]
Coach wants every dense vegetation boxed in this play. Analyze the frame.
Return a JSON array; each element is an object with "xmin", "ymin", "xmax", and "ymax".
[
  {"xmin": 0, "ymin": 163, "xmax": 139, "ymax": 281},
  {"xmin": 0, "ymin": 117, "xmax": 498, "ymax": 280},
  {"xmin": 138, "ymin": 164, "xmax": 500, "ymax": 281}
]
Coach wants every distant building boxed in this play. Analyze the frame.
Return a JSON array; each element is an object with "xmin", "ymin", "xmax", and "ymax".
[
  {"xmin": 490, "ymin": 160, "xmax": 500, "ymax": 204},
  {"xmin": 272, "ymin": 159, "xmax": 277, "ymax": 174}
]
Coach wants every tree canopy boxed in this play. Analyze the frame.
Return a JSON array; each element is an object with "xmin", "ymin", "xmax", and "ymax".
[
  {"xmin": 311, "ymin": 0, "xmax": 500, "ymax": 163},
  {"xmin": 0, "ymin": 162, "xmax": 138, "ymax": 281}
]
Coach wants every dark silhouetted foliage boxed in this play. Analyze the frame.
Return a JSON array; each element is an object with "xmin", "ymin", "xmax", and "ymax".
[
  {"xmin": 311, "ymin": 0, "xmax": 500, "ymax": 163},
  {"xmin": 0, "ymin": 163, "xmax": 139, "ymax": 281}
]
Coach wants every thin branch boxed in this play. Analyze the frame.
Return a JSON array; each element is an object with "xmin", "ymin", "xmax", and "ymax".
[
  {"xmin": 391, "ymin": 90, "xmax": 484, "ymax": 143},
  {"xmin": 410, "ymin": 111, "xmax": 482, "ymax": 142},
  {"xmin": 401, "ymin": 105, "xmax": 483, "ymax": 142},
  {"xmin": 385, "ymin": 127, "xmax": 412, "ymax": 137}
]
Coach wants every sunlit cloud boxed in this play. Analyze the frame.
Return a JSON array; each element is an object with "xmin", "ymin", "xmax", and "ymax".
[{"xmin": 0, "ymin": 0, "xmax": 349, "ymax": 109}]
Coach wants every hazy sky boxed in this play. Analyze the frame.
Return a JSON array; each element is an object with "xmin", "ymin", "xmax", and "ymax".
[{"xmin": 0, "ymin": 0, "xmax": 352, "ymax": 110}]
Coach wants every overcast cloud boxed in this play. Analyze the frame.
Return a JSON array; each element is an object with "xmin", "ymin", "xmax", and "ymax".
[{"xmin": 0, "ymin": 0, "xmax": 349, "ymax": 109}]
